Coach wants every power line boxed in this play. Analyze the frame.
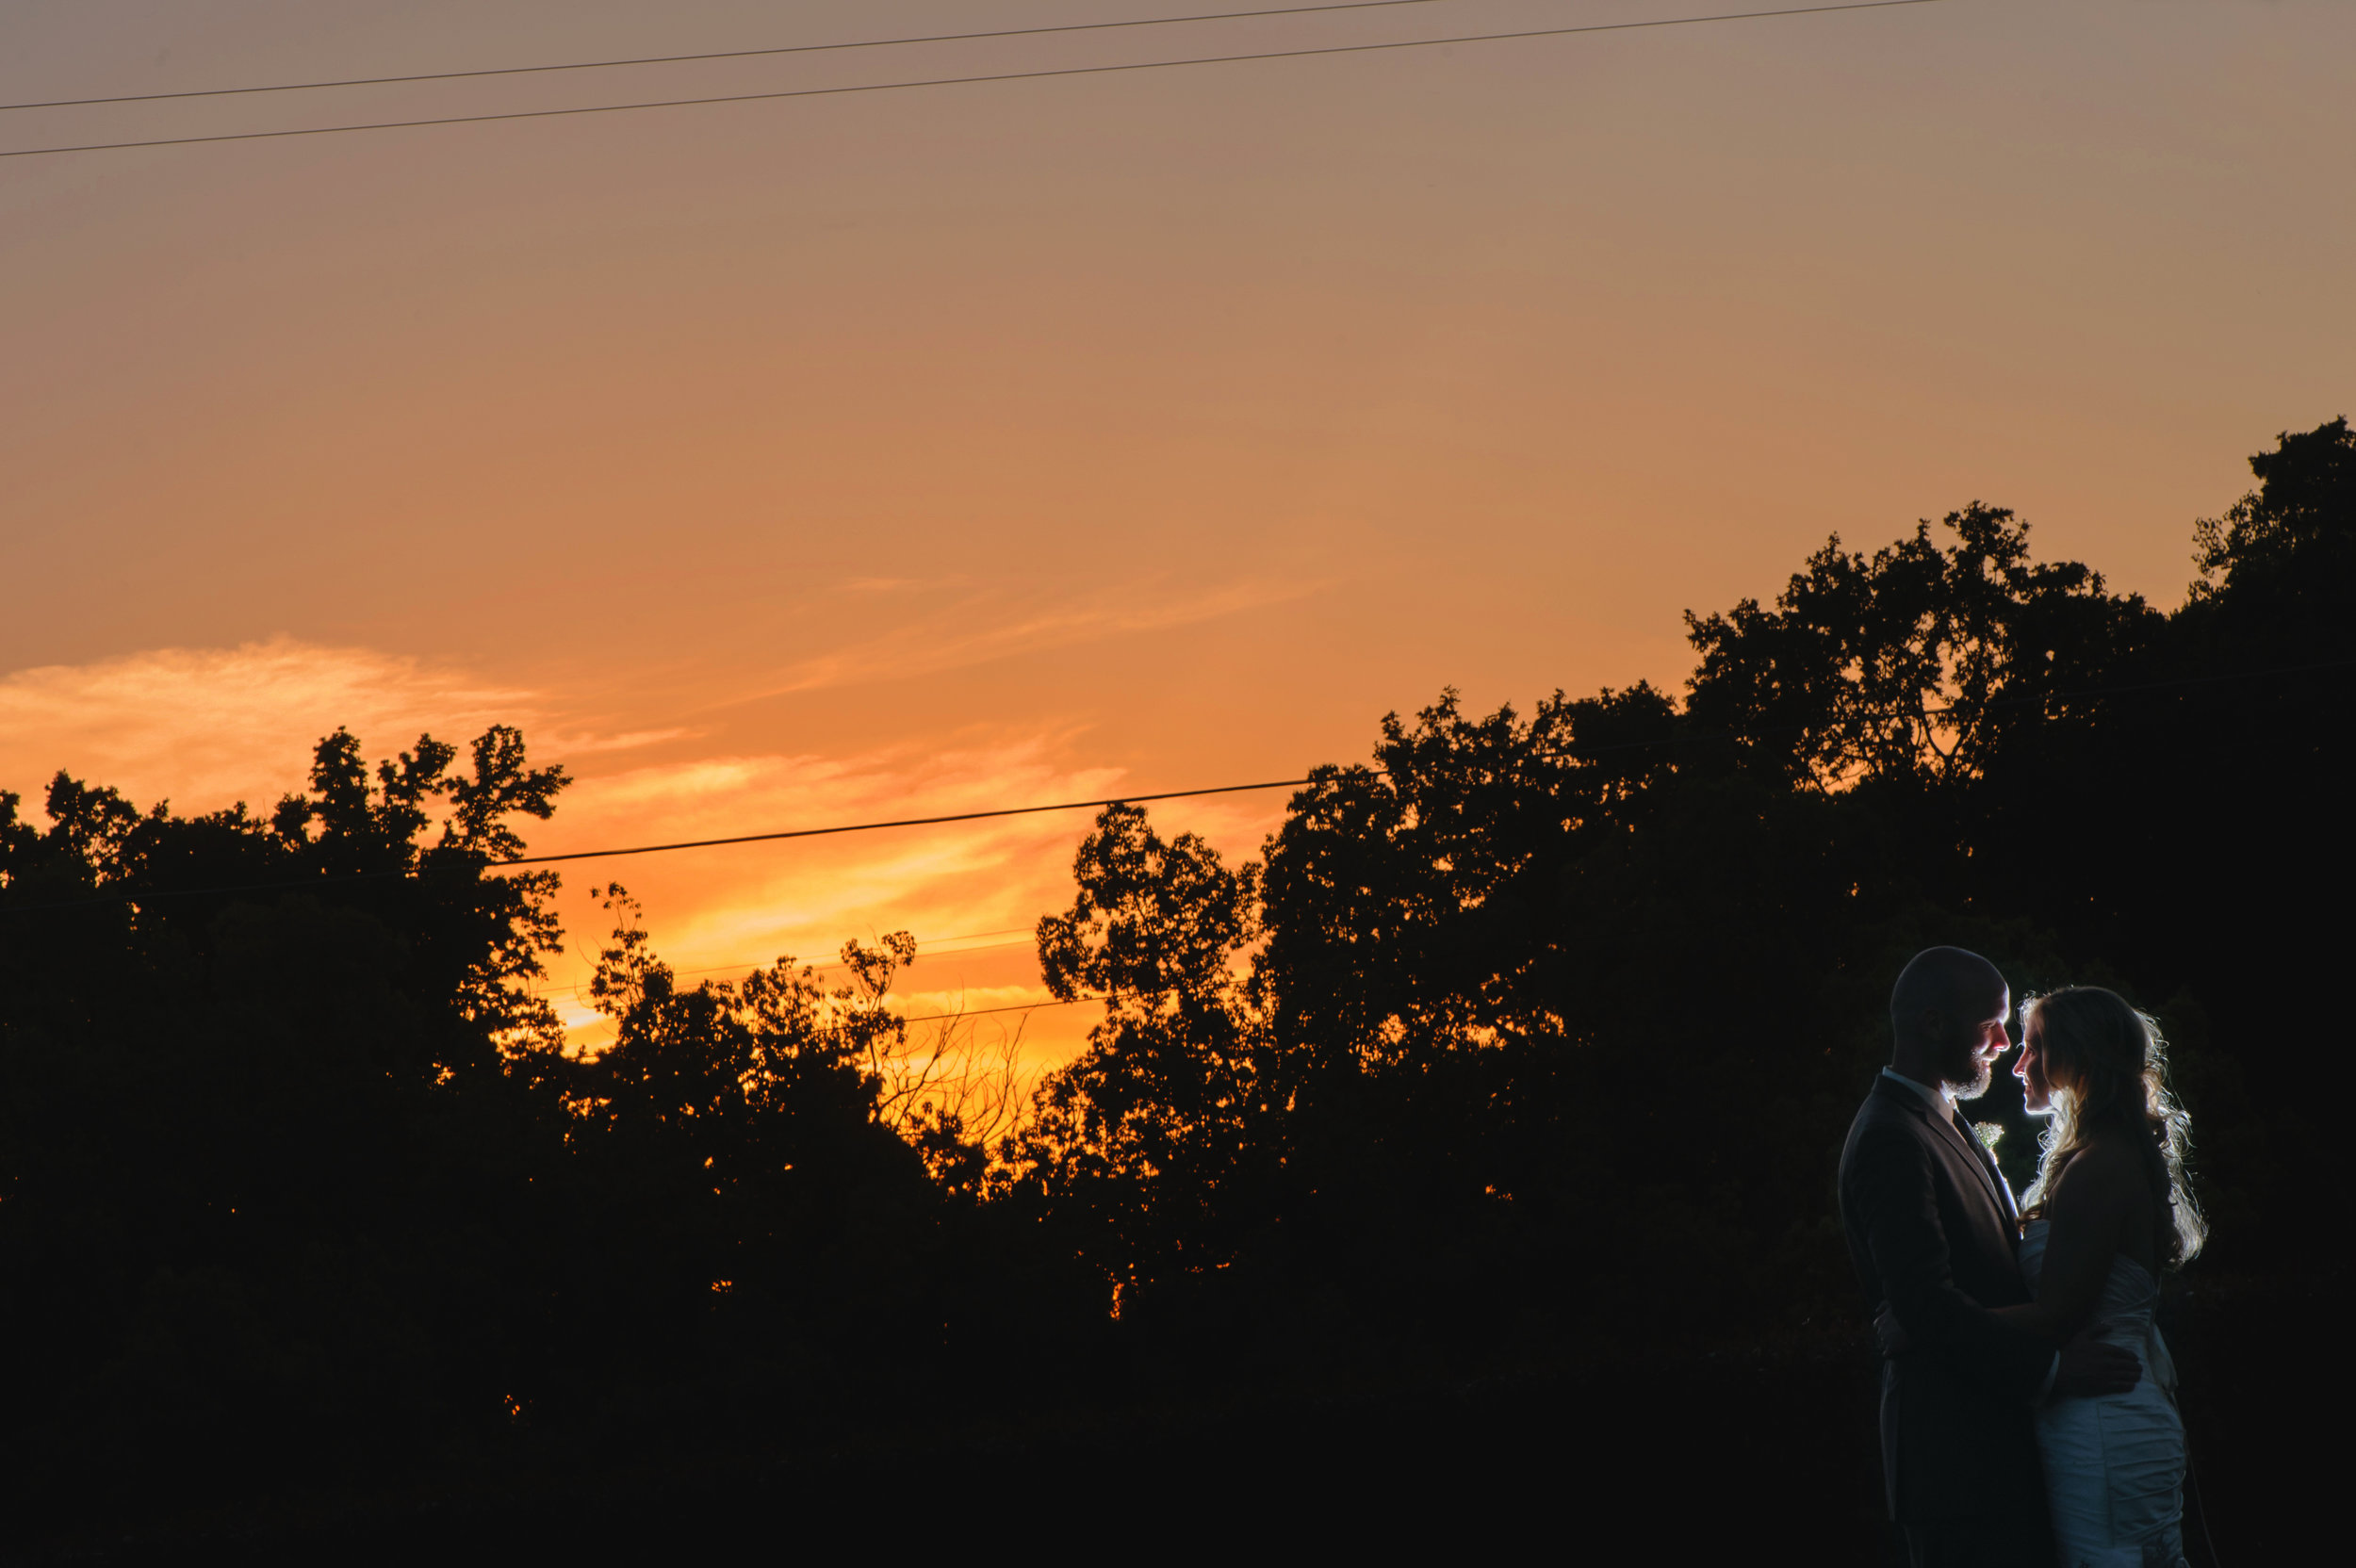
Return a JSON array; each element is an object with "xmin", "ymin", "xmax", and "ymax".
[
  {"xmin": 904, "ymin": 996, "xmax": 1075, "ymax": 1024},
  {"xmin": 529, "ymin": 935, "xmax": 1037, "ymax": 999},
  {"xmin": 0, "ymin": 1, "xmax": 1944, "ymax": 160},
  {"xmin": 554, "ymin": 991, "xmax": 1076, "ymax": 1037},
  {"xmin": 0, "ymin": 0, "xmax": 1489, "ymax": 112},
  {"xmin": 0, "ymin": 777, "xmax": 1309, "ymax": 915},
  {"xmin": 507, "ymin": 777, "xmax": 1306, "ymax": 867}
]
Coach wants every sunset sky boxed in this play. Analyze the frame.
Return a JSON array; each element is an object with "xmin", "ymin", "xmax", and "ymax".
[{"xmin": 3, "ymin": 0, "xmax": 2348, "ymax": 1063}]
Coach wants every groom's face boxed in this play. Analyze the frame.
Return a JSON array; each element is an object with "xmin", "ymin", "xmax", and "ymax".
[{"xmin": 1941, "ymin": 986, "xmax": 2012, "ymax": 1102}]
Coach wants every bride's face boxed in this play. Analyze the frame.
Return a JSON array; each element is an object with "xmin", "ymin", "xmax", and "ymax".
[{"xmin": 2015, "ymin": 1019, "xmax": 2054, "ymax": 1115}]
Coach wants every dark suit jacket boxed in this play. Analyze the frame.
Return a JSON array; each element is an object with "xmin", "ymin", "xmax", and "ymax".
[{"xmin": 1838, "ymin": 1073, "xmax": 2053, "ymax": 1522}]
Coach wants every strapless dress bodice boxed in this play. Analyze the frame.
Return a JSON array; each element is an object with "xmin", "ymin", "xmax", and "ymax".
[
  {"xmin": 2019, "ymin": 1219, "xmax": 2174, "ymax": 1392},
  {"xmin": 2018, "ymin": 1218, "xmax": 2188, "ymax": 1567}
]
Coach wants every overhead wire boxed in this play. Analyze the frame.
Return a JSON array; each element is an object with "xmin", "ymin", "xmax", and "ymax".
[
  {"xmin": 551, "ymin": 992, "xmax": 1076, "ymax": 1046},
  {"xmin": 527, "ymin": 935, "xmax": 1037, "ymax": 1000},
  {"xmin": 0, "ymin": 777, "xmax": 1312, "ymax": 915},
  {"xmin": 502, "ymin": 777, "xmax": 1309, "ymax": 868},
  {"xmin": 535, "ymin": 939, "xmax": 1069, "ymax": 1028},
  {"xmin": 0, "ymin": 1, "xmax": 1945, "ymax": 159},
  {"xmin": 0, "ymin": 0, "xmax": 1511, "ymax": 111},
  {"xmin": 903, "ymin": 996, "xmax": 1075, "ymax": 1023}
]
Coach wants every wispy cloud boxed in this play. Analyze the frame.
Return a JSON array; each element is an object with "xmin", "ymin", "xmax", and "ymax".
[
  {"xmin": 0, "ymin": 639, "xmax": 536, "ymax": 814},
  {"xmin": 543, "ymin": 727, "xmax": 696, "ymax": 756},
  {"xmin": 0, "ymin": 641, "xmax": 706, "ymax": 819},
  {"xmin": 721, "ymin": 575, "xmax": 1322, "ymax": 707},
  {"xmin": 834, "ymin": 576, "xmax": 938, "ymax": 595}
]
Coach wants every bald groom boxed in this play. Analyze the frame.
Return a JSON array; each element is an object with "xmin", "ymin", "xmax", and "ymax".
[{"xmin": 1839, "ymin": 946, "xmax": 2139, "ymax": 1568}]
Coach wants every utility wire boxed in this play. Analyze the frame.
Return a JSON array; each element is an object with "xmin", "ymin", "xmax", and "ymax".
[
  {"xmin": 505, "ymin": 777, "xmax": 1307, "ymax": 867},
  {"xmin": 904, "ymin": 996, "xmax": 1075, "ymax": 1023},
  {"xmin": 529, "ymin": 936, "xmax": 1037, "ymax": 999},
  {"xmin": 0, "ymin": 1, "xmax": 1943, "ymax": 160},
  {"xmin": 1, "ymin": 0, "xmax": 1497, "ymax": 112},
  {"xmin": 0, "ymin": 777, "xmax": 1310, "ymax": 915},
  {"xmin": 554, "ymin": 991, "xmax": 1076, "ymax": 1036}
]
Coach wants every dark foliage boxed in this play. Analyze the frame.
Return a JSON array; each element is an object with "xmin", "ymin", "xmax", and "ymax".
[
  {"xmin": 1015, "ymin": 421, "xmax": 2349, "ymax": 1353},
  {"xmin": 1, "ymin": 419, "xmax": 2347, "ymax": 1555}
]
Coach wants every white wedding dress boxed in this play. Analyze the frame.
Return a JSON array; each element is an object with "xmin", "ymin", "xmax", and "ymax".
[{"xmin": 2019, "ymin": 1219, "xmax": 2190, "ymax": 1568}]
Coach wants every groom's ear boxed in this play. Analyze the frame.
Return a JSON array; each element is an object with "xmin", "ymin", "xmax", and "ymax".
[{"xmin": 1898, "ymin": 1004, "xmax": 1943, "ymax": 1047}]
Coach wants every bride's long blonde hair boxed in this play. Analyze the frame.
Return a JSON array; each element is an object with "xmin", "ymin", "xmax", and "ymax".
[{"xmin": 2020, "ymin": 987, "xmax": 2206, "ymax": 1269}]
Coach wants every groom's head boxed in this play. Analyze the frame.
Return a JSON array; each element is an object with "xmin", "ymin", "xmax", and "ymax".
[{"xmin": 1890, "ymin": 946, "xmax": 2011, "ymax": 1102}]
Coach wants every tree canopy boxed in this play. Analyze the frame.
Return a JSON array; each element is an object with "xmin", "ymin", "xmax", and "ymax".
[{"xmin": 2, "ymin": 416, "xmax": 2347, "ymax": 1538}]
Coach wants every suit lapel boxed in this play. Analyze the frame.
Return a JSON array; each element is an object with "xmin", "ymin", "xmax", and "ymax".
[{"xmin": 1884, "ymin": 1076, "xmax": 2013, "ymax": 1225}]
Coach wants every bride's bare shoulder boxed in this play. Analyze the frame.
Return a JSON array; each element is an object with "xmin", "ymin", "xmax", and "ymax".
[{"xmin": 2048, "ymin": 1135, "xmax": 2144, "ymax": 1207}]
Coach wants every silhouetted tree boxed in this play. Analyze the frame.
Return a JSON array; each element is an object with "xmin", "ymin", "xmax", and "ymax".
[
  {"xmin": 1004, "ymin": 804, "xmax": 1270, "ymax": 1301},
  {"xmin": 0, "ymin": 726, "xmax": 574, "ymax": 1509}
]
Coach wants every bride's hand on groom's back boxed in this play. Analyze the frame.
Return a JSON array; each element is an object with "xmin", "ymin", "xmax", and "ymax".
[{"xmin": 2053, "ymin": 1325, "xmax": 2141, "ymax": 1397}]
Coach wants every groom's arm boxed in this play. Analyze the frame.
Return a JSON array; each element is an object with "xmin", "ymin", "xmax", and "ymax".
[{"xmin": 1843, "ymin": 1121, "xmax": 2053, "ymax": 1404}]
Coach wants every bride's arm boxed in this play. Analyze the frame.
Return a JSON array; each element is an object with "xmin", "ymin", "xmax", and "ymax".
[{"xmin": 1993, "ymin": 1140, "xmax": 2138, "ymax": 1343}]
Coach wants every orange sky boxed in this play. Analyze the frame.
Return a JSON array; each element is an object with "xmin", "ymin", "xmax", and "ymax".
[{"xmin": 3, "ymin": 0, "xmax": 2349, "ymax": 1063}]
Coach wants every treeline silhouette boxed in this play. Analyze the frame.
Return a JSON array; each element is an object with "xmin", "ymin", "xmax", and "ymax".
[{"xmin": 3, "ymin": 418, "xmax": 2348, "ymax": 1554}]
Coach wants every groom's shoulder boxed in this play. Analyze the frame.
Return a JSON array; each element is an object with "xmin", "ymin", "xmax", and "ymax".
[
  {"xmin": 1841, "ymin": 1079, "xmax": 1927, "ymax": 1157},
  {"xmin": 1848, "ymin": 1074, "xmax": 1916, "ymax": 1127}
]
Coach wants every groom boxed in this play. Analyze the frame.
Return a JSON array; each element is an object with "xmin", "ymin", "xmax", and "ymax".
[{"xmin": 1839, "ymin": 946, "xmax": 2141, "ymax": 1567}]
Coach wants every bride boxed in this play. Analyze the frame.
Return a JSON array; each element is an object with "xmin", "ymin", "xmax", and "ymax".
[{"xmin": 1998, "ymin": 987, "xmax": 2205, "ymax": 1568}]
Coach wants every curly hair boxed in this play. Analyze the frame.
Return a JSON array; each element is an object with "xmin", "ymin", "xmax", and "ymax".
[{"xmin": 2020, "ymin": 986, "xmax": 2206, "ymax": 1269}]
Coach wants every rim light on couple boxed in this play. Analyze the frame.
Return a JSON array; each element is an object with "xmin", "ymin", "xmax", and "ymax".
[{"xmin": 1839, "ymin": 946, "xmax": 2203, "ymax": 1568}]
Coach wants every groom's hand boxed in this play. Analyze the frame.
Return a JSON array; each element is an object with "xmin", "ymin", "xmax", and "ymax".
[{"xmin": 2053, "ymin": 1325, "xmax": 2141, "ymax": 1397}]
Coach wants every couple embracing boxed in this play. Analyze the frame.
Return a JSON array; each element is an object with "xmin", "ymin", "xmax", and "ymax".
[{"xmin": 1840, "ymin": 947, "xmax": 2202, "ymax": 1568}]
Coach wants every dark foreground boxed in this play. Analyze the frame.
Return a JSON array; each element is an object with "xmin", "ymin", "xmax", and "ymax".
[{"xmin": 22, "ymin": 1266, "xmax": 2330, "ymax": 1566}]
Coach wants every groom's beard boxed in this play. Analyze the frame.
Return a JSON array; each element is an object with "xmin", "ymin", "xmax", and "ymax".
[{"xmin": 1942, "ymin": 1044, "xmax": 1995, "ymax": 1102}]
